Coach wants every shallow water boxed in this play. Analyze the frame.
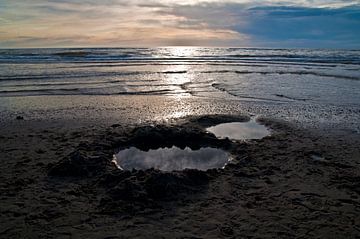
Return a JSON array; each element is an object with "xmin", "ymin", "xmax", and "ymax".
[
  {"xmin": 311, "ymin": 154, "xmax": 327, "ymax": 162},
  {"xmin": 113, "ymin": 146, "xmax": 230, "ymax": 171},
  {"xmin": 0, "ymin": 48, "xmax": 359, "ymax": 106},
  {"xmin": 207, "ymin": 119, "xmax": 270, "ymax": 140},
  {"xmin": 1, "ymin": 48, "xmax": 359, "ymax": 132}
]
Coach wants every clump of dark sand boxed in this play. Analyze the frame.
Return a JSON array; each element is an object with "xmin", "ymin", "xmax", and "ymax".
[
  {"xmin": 48, "ymin": 115, "xmax": 246, "ymax": 208},
  {"xmin": 48, "ymin": 115, "xmax": 249, "ymax": 179}
]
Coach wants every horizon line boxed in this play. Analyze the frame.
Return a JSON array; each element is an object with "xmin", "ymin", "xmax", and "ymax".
[{"xmin": 0, "ymin": 46, "xmax": 359, "ymax": 51}]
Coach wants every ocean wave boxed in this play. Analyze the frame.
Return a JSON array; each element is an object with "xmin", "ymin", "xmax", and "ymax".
[
  {"xmin": 1, "ymin": 80, "xmax": 128, "ymax": 87},
  {"xmin": 0, "ymin": 56, "xmax": 358, "ymax": 65},
  {"xmin": 53, "ymin": 51, "xmax": 91, "ymax": 57},
  {"xmin": 162, "ymin": 70, "xmax": 187, "ymax": 74},
  {"xmin": 0, "ymin": 87, "xmax": 178, "ymax": 97},
  {"xmin": 54, "ymin": 61, "xmax": 334, "ymax": 69},
  {"xmin": 0, "ymin": 88, "xmax": 80, "ymax": 95},
  {"xmin": 1, "ymin": 58, "xmax": 355, "ymax": 68},
  {"xmin": 201, "ymin": 70, "xmax": 360, "ymax": 81},
  {"xmin": 211, "ymin": 83, "xmax": 290, "ymax": 102},
  {"xmin": 0, "ymin": 70, "xmax": 188, "ymax": 82},
  {"xmin": 1, "ymin": 48, "xmax": 359, "ymax": 66},
  {"xmin": 275, "ymin": 94, "xmax": 307, "ymax": 101}
]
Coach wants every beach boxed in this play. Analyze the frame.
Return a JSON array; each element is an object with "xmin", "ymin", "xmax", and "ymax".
[{"xmin": 1, "ymin": 48, "xmax": 360, "ymax": 238}]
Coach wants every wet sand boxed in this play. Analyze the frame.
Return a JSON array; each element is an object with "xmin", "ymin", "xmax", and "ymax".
[{"xmin": 0, "ymin": 95, "xmax": 360, "ymax": 238}]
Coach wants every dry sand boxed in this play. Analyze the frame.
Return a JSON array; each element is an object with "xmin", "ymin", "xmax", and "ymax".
[{"xmin": 0, "ymin": 96, "xmax": 360, "ymax": 238}]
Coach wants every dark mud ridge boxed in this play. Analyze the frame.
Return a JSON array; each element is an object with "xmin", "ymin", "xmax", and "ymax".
[{"xmin": 48, "ymin": 115, "xmax": 254, "ymax": 212}]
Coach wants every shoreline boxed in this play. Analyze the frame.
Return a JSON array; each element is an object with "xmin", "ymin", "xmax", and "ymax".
[{"xmin": 1, "ymin": 95, "xmax": 359, "ymax": 132}]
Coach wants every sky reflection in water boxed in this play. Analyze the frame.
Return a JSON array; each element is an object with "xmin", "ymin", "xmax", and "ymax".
[
  {"xmin": 207, "ymin": 119, "xmax": 270, "ymax": 140},
  {"xmin": 113, "ymin": 146, "xmax": 230, "ymax": 171}
]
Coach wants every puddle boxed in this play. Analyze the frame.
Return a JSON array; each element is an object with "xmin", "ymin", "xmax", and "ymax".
[
  {"xmin": 113, "ymin": 146, "xmax": 230, "ymax": 171},
  {"xmin": 206, "ymin": 118, "xmax": 270, "ymax": 140},
  {"xmin": 311, "ymin": 154, "xmax": 327, "ymax": 162}
]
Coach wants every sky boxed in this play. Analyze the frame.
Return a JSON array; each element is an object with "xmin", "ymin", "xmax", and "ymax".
[{"xmin": 0, "ymin": 0, "xmax": 359, "ymax": 48}]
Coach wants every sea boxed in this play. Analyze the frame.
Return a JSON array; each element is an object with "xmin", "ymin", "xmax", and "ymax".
[
  {"xmin": 0, "ymin": 47, "xmax": 360, "ymax": 131},
  {"xmin": 0, "ymin": 47, "xmax": 359, "ymax": 107}
]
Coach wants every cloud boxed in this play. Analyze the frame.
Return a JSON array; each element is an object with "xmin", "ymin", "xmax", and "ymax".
[
  {"xmin": 155, "ymin": 2, "xmax": 360, "ymax": 48},
  {"xmin": 0, "ymin": 0, "xmax": 359, "ymax": 48},
  {"xmin": 236, "ymin": 5, "xmax": 360, "ymax": 47}
]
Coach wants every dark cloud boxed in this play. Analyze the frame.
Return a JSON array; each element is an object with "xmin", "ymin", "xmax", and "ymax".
[
  {"xmin": 238, "ymin": 5, "xmax": 360, "ymax": 48},
  {"xmin": 157, "ymin": 2, "xmax": 360, "ymax": 48},
  {"xmin": 1, "ymin": 0, "xmax": 360, "ymax": 47}
]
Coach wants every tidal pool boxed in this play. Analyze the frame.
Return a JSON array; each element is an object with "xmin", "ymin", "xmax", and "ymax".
[
  {"xmin": 311, "ymin": 153, "xmax": 327, "ymax": 162},
  {"xmin": 113, "ymin": 146, "xmax": 230, "ymax": 171},
  {"xmin": 207, "ymin": 118, "xmax": 270, "ymax": 140}
]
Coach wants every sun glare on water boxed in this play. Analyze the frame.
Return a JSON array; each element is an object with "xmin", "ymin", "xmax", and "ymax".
[
  {"xmin": 161, "ymin": 47, "xmax": 200, "ymax": 98},
  {"xmin": 159, "ymin": 47, "xmax": 201, "ymax": 120},
  {"xmin": 166, "ymin": 46, "xmax": 198, "ymax": 58}
]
